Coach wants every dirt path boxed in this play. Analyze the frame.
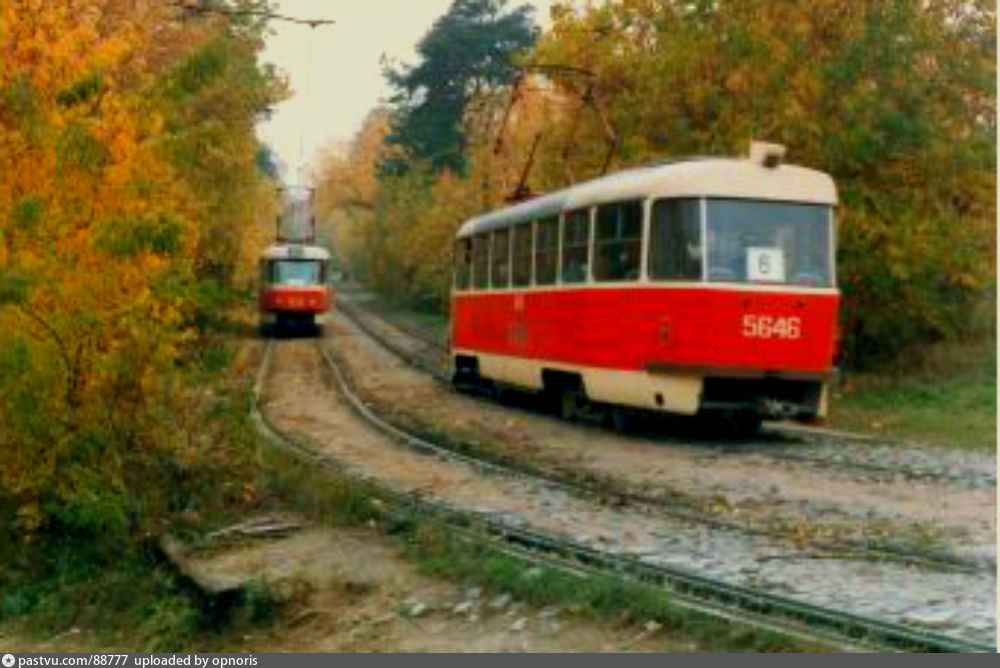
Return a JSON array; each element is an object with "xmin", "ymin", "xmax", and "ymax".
[{"xmin": 0, "ymin": 521, "xmax": 695, "ymax": 653}]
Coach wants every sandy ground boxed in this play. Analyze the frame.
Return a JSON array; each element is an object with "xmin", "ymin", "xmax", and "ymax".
[{"xmin": 0, "ymin": 520, "xmax": 696, "ymax": 653}]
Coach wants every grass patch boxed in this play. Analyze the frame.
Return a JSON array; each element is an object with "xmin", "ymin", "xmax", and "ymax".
[
  {"xmin": 0, "ymin": 543, "xmax": 293, "ymax": 651},
  {"xmin": 0, "ymin": 545, "xmax": 201, "ymax": 651},
  {"xmin": 1, "ymin": 325, "xmax": 281, "ymax": 650},
  {"xmin": 257, "ymin": 441, "xmax": 384, "ymax": 528},
  {"xmin": 260, "ymin": 442, "xmax": 830, "ymax": 652},
  {"xmin": 405, "ymin": 522, "xmax": 826, "ymax": 652},
  {"xmin": 831, "ymin": 339, "xmax": 996, "ymax": 449}
]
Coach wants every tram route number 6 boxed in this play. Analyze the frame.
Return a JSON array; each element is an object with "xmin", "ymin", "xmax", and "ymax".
[{"xmin": 742, "ymin": 314, "xmax": 801, "ymax": 339}]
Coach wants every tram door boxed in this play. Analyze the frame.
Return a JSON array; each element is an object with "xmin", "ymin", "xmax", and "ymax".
[
  {"xmin": 509, "ymin": 223, "xmax": 534, "ymax": 356},
  {"xmin": 506, "ymin": 223, "xmax": 534, "ymax": 388}
]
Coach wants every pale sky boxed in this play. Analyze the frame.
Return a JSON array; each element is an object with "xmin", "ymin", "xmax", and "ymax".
[{"xmin": 255, "ymin": 0, "xmax": 557, "ymax": 185}]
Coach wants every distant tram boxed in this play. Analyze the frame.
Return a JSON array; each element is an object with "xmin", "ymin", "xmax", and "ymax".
[
  {"xmin": 259, "ymin": 243, "xmax": 332, "ymax": 330},
  {"xmin": 450, "ymin": 142, "xmax": 838, "ymax": 431},
  {"xmin": 259, "ymin": 185, "xmax": 333, "ymax": 333}
]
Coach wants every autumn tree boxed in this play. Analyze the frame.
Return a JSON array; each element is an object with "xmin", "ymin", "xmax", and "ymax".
[
  {"xmin": 313, "ymin": 108, "xmax": 391, "ymax": 281},
  {"xmin": 157, "ymin": 6, "xmax": 287, "ymax": 285},
  {"xmin": 529, "ymin": 0, "xmax": 996, "ymax": 364},
  {"xmin": 0, "ymin": 0, "xmax": 285, "ymax": 544},
  {"xmin": 315, "ymin": 107, "xmax": 391, "ymax": 214}
]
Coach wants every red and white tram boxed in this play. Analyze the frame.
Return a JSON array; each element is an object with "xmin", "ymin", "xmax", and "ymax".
[
  {"xmin": 450, "ymin": 143, "xmax": 838, "ymax": 429},
  {"xmin": 259, "ymin": 243, "xmax": 333, "ymax": 331}
]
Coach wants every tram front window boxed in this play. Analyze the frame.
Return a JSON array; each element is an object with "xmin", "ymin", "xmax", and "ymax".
[
  {"xmin": 271, "ymin": 260, "xmax": 322, "ymax": 286},
  {"xmin": 706, "ymin": 199, "xmax": 832, "ymax": 286}
]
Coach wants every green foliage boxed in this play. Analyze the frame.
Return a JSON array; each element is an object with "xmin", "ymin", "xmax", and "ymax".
[
  {"xmin": 190, "ymin": 278, "xmax": 239, "ymax": 332},
  {"xmin": 56, "ymin": 73, "xmax": 105, "ymax": 108},
  {"xmin": 156, "ymin": 33, "xmax": 287, "ymax": 285},
  {"xmin": 166, "ymin": 42, "xmax": 229, "ymax": 99},
  {"xmin": 11, "ymin": 195, "xmax": 44, "ymax": 232},
  {"xmin": 243, "ymin": 579, "xmax": 285, "ymax": 626},
  {"xmin": 261, "ymin": 446, "xmax": 385, "ymax": 528},
  {"xmin": 56, "ymin": 122, "xmax": 109, "ymax": 174},
  {"xmin": 0, "ymin": 543, "xmax": 201, "ymax": 651},
  {"xmin": 0, "ymin": 272, "xmax": 32, "ymax": 305},
  {"xmin": 2, "ymin": 75, "xmax": 36, "ymax": 114},
  {"xmin": 383, "ymin": 0, "xmax": 538, "ymax": 174},
  {"xmin": 95, "ymin": 216, "xmax": 183, "ymax": 257}
]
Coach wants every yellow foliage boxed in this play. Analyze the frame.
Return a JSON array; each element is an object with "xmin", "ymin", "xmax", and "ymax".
[{"xmin": 0, "ymin": 0, "xmax": 282, "ymax": 537}]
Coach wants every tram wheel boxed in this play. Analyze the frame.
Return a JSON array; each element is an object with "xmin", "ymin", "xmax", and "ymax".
[
  {"xmin": 607, "ymin": 405, "xmax": 632, "ymax": 432},
  {"xmin": 559, "ymin": 385, "xmax": 582, "ymax": 421},
  {"xmin": 493, "ymin": 383, "xmax": 513, "ymax": 404}
]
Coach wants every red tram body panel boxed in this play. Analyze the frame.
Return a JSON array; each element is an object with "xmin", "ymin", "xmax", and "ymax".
[
  {"xmin": 452, "ymin": 287, "xmax": 838, "ymax": 375},
  {"xmin": 449, "ymin": 144, "xmax": 840, "ymax": 424},
  {"xmin": 259, "ymin": 284, "xmax": 331, "ymax": 314}
]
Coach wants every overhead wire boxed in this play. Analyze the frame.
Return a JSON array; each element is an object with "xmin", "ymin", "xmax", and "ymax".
[{"xmin": 297, "ymin": 22, "xmax": 316, "ymax": 173}]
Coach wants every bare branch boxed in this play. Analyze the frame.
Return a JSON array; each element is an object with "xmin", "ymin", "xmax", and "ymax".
[{"xmin": 167, "ymin": 1, "xmax": 336, "ymax": 27}]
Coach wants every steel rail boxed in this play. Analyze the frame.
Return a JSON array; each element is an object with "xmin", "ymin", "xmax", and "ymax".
[
  {"xmin": 330, "ymin": 297, "xmax": 991, "ymax": 573},
  {"xmin": 252, "ymin": 342, "xmax": 857, "ymax": 650},
  {"xmin": 252, "ymin": 338, "xmax": 994, "ymax": 653}
]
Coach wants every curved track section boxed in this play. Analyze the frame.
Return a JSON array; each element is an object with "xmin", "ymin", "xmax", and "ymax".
[
  {"xmin": 332, "ymin": 296, "xmax": 994, "ymax": 573},
  {"xmin": 251, "ymin": 337, "xmax": 994, "ymax": 653}
]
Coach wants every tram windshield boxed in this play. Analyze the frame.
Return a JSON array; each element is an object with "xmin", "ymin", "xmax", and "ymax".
[
  {"xmin": 706, "ymin": 199, "xmax": 833, "ymax": 287},
  {"xmin": 269, "ymin": 260, "xmax": 323, "ymax": 286}
]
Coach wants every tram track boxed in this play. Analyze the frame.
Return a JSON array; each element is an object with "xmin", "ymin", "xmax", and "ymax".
[
  {"xmin": 331, "ymin": 295, "xmax": 994, "ymax": 574},
  {"xmin": 251, "ymin": 336, "xmax": 994, "ymax": 653},
  {"xmin": 335, "ymin": 295, "xmax": 994, "ymax": 490}
]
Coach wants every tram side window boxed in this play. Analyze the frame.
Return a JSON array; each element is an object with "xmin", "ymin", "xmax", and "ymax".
[
  {"xmin": 561, "ymin": 209, "xmax": 590, "ymax": 284},
  {"xmin": 491, "ymin": 228, "xmax": 511, "ymax": 288},
  {"xmin": 594, "ymin": 200, "xmax": 642, "ymax": 282},
  {"xmin": 511, "ymin": 223, "xmax": 533, "ymax": 287},
  {"xmin": 472, "ymin": 233, "xmax": 490, "ymax": 289},
  {"xmin": 454, "ymin": 238, "xmax": 472, "ymax": 290},
  {"xmin": 649, "ymin": 198, "xmax": 702, "ymax": 280},
  {"xmin": 534, "ymin": 216, "xmax": 558, "ymax": 285}
]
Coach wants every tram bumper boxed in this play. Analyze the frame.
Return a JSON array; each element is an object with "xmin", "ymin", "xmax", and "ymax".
[{"xmin": 698, "ymin": 373, "xmax": 828, "ymax": 421}]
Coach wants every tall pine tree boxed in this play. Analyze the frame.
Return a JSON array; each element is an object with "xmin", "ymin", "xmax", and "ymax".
[{"xmin": 382, "ymin": 0, "xmax": 538, "ymax": 175}]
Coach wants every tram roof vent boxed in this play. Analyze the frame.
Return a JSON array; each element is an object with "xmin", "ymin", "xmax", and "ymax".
[{"xmin": 748, "ymin": 140, "xmax": 786, "ymax": 168}]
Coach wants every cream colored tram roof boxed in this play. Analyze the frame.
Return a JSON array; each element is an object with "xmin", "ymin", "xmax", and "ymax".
[
  {"xmin": 261, "ymin": 244, "xmax": 331, "ymax": 261},
  {"xmin": 456, "ymin": 158, "xmax": 837, "ymax": 239}
]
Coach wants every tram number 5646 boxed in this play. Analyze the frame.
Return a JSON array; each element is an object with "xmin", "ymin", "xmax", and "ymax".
[{"xmin": 742, "ymin": 314, "xmax": 801, "ymax": 340}]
